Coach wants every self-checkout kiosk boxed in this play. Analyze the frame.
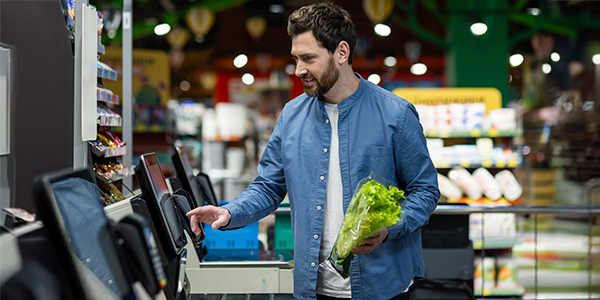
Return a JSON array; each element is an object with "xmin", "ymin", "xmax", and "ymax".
[
  {"xmin": 106, "ymin": 149, "xmax": 294, "ymax": 296},
  {"xmin": 31, "ymin": 167, "xmax": 167, "ymax": 300},
  {"xmin": 169, "ymin": 146, "xmax": 294, "ymax": 294},
  {"xmin": 1, "ymin": 221, "xmax": 86, "ymax": 300}
]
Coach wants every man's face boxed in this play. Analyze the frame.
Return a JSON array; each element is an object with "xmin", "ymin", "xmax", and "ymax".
[{"xmin": 291, "ymin": 31, "xmax": 339, "ymax": 97}]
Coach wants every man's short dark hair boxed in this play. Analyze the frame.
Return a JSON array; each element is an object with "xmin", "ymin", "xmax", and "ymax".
[{"xmin": 287, "ymin": 2, "xmax": 357, "ymax": 65}]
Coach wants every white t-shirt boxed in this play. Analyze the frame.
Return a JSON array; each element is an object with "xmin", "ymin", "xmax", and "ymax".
[
  {"xmin": 316, "ymin": 103, "xmax": 413, "ymax": 297},
  {"xmin": 317, "ymin": 103, "xmax": 351, "ymax": 298}
]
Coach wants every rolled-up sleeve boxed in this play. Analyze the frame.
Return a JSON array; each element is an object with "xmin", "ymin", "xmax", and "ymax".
[{"xmin": 221, "ymin": 115, "xmax": 288, "ymax": 229}]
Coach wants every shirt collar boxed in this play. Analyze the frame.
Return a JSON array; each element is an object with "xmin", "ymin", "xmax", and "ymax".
[{"xmin": 337, "ymin": 72, "xmax": 366, "ymax": 111}]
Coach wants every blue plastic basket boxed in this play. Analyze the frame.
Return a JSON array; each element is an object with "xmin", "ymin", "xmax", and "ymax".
[{"xmin": 203, "ymin": 221, "xmax": 259, "ymax": 250}]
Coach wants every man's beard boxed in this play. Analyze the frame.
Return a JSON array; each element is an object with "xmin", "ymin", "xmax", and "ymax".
[{"xmin": 302, "ymin": 56, "xmax": 339, "ymax": 98}]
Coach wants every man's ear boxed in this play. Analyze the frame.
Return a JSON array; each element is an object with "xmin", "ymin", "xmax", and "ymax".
[{"xmin": 336, "ymin": 41, "xmax": 350, "ymax": 65}]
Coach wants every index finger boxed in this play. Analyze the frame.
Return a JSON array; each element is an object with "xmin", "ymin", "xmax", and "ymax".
[{"xmin": 186, "ymin": 206, "xmax": 203, "ymax": 216}]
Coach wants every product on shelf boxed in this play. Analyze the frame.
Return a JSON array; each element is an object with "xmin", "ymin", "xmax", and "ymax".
[
  {"xmin": 474, "ymin": 257, "xmax": 495, "ymax": 290},
  {"xmin": 97, "ymin": 11, "xmax": 103, "ymax": 35},
  {"xmin": 437, "ymin": 173, "xmax": 463, "ymax": 200},
  {"xmin": 97, "ymin": 132, "xmax": 116, "ymax": 148},
  {"xmin": 99, "ymin": 128, "xmax": 126, "ymax": 147},
  {"xmin": 96, "ymin": 61, "xmax": 118, "ymax": 80},
  {"xmin": 495, "ymin": 170, "xmax": 523, "ymax": 201},
  {"xmin": 474, "ymin": 255, "xmax": 522, "ymax": 294},
  {"xmin": 203, "ymin": 103, "xmax": 249, "ymax": 141},
  {"xmin": 414, "ymin": 104, "xmax": 518, "ymax": 132},
  {"xmin": 488, "ymin": 108, "xmax": 517, "ymax": 131},
  {"xmin": 97, "ymin": 86, "xmax": 119, "ymax": 104},
  {"xmin": 465, "ymin": 103, "xmax": 486, "ymax": 131},
  {"xmin": 448, "ymin": 167, "xmax": 483, "ymax": 200},
  {"xmin": 97, "ymin": 103, "xmax": 122, "ymax": 126},
  {"xmin": 496, "ymin": 256, "xmax": 519, "ymax": 289},
  {"xmin": 89, "ymin": 140, "xmax": 127, "ymax": 157},
  {"xmin": 473, "ymin": 167, "xmax": 503, "ymax": 200},
  {"xmin": 93, "ymin": 162, "xmax": 124, "ymax": 179},
  {"xmin": 476, "ymin": 138, "xmax": 494, "ymax": 161},
  {"xmin": 428, "ymin": 139, "xmax": 521, "ymax": 168},
  {"xmin": 97, "ymin": 180, "xmax": 125, "ymax": 205},
  {"xmin": 470, "ymin": 213, "xmax": 517, "ymax": 243},
  {"xmin": 97, "ymin": 103, "xmax": 121, "ymax": 118}
]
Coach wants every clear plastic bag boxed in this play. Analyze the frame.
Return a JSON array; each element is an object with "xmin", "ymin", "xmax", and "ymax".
[{"xmin": 320, "ymin": 172, "xmax": 407, "ymax": 278}]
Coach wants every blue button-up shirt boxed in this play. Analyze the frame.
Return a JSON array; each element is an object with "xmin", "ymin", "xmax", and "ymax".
[{"xmin": 222, "ymin": 74, "xmax": 440, "ymax": 300}]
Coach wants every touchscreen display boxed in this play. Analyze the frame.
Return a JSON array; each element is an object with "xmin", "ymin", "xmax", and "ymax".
[
  {"xmin": 137, "ymin": 153, "xmax": 184, "ymax": 257},
  {"xmin": 144, "ymin": 154, "xmax": 170, "ymax": 202},
  {"xmin": 173, "ymin": 147, "xmax": 204, "ymax": 208},
  {"xmin": 179, "ymin": 147, "xmax": 194, "ymax": 178}
]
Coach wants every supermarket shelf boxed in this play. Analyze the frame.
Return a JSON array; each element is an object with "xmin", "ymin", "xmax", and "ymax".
[
  {"xmin": 517, "ymin": 269, "xmax": 600, "ymax": 288},
  {"xmin": 98, "ymin": 116, "xmax": 122, "ymax": 127},
  {"xmin": 433, "ymin": 205, "xmax": 600, "ymax": 215},
  {"xmin": 95, "ymin": 166, "xmax": 135, "ymax": 183},
  {"xmin": 433, "ymin": 159, "xmax": 520, "ymax": 169},
  {"xmin": 473, "ymin": 238, "xmax": 522, "ymax": 250},
  {"xmin": 89, "ymin": 142, "xmax": 126, "ymax": 157},
  {"xmin": 276, "ymin": 205, "xmax": 600, "ymax": 215},
  {"xmin": 132, "ymin": 124, "xmax": 169, "ymax": 133},
  {"xmin": 475, "ymin": 286, "xmax": 525, "ymax": 297},
  {"xmin": 425, "ymin": 129, "xmax": 523, "ymax": 138},
  {"xmin": 112, "ymin": 126, "xmax": 168, "ymax": 133},
  {"xmin": 97, "ymin": 61, "xmax": 117, "ymax": 81},
  {"xmin": 204, "ymin": 135, "xmax": 244, "ymax": 142}
]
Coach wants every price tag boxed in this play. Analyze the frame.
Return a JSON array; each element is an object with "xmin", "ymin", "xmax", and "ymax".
[{"xmin": 489, "ymin": 129, "xmax": 499, "ymax": 137}]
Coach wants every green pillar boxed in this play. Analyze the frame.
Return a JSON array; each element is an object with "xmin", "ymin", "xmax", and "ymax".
[{"xmin": 446, "ymin": 0, "xmax": 510, "ymax": 106}]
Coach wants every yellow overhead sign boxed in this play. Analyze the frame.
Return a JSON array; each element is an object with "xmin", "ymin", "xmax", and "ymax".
[{"xmin": 391, "ymin": 88, "xmax": 502, "ymax": 114}]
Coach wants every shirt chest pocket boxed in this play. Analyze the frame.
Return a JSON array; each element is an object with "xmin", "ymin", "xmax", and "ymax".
[{"xmin": 357, "ymin": 146, "xmax": 396, "ymax": 180}]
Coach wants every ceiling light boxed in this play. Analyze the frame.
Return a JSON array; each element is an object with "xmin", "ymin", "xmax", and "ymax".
[
  {"xmin": 542, "ymin": 63, "xmax": 551, "ymax": 74},
  {"xmin": 285, "ymin": 64, "xmax": 295, "ymax": 75},
  {"xmin": 384, "ymin": 56, "xmax": 397, "ymax": 67},
  {"xmin": 551, "ymin": 52, "xmax": 560, "ymax": 62},
  {"xmin": 374, "ymin": 24, "xmax": 391, "ymax": 37},
  {"xmin": 509, "ymin": 54, "xmax": 524, "ymax": 67},
  {"xmin": 593, "ymin": 54, "xmax": 600, "ymax": 65},
  {"xmin": 242, "ymin": 73, "xmax": 254, "ymax": 85},
  {"xmin": 368, "ymin": 74, "xmax": 381, "ymax": 84},
  {"xmin": 154, "ymin": 23, "xmax": 171, "ymax": 36},
  {"xmin": 410, "ymin": 63, "xmax": 427, "ymax": 75},
  {"xmin": 269, "ymin": 4, "xmax": 284, "ymax": 13},
  {"xmin": 470, "ymin": 22, "xmax": 487, "ymax": 36},
  {"xmin": 180, "ymin": 80, "xmax": 191, "ymax": 91},
  {"xmin": 527, "ymin": 8, "xmax": 541, "ymax": 16},
  {"xmin": 234, "ymin": 54, "xmax": 248, "ymax": 68}
]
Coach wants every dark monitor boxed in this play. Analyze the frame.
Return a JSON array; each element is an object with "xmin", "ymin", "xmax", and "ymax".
[
  {"xmin": 171, "ymin": 146, "xmax": 219, "ymax": 207},
  {"xmin": 196, "ymin": 172, "xmax": 220, "ymax": 207},
  {"xmin": 32, "ymin": 167, "xmax": 132, "ymax": 299},
  {"xmin": 129, "ymin": 197, "xmax": 169, "ymax": 267},
  {"xmin": 171, "ymin": 146, "xmax": 204, "ymax": 208},
  {"xmin": 135, "ymin": 153, "xmax": 187, "ymax": 260}
]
